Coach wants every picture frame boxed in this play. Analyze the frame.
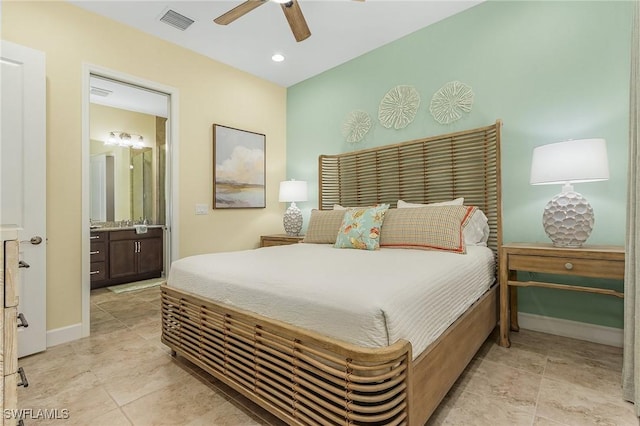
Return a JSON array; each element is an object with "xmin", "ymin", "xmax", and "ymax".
[{"xmin": 213, "ymin": 124, "xmax": 266, "ymax": 209}]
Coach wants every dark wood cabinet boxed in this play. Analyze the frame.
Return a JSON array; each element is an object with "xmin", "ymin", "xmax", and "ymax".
[
  {"xmin": 109, "ymin": 239, "xmax": 138, "ymax": 279},
  {"xmin": 90, "ymin": 231, "xmax": 108, "ymax": 283},
  {"xmin": 137, "ymin": 238, "xmax": 163, "ymax": 275},
  {"xmin": 90, "ymin": 228, "xmax": 163, "ymax": 289}
]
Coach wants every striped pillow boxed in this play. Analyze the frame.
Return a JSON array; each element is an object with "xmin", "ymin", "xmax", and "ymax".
[
  {"xmin": 380, "ymin": 206, "xmax": 477, "ymax": 253},
  {"xmin": 302, "ymin": 210, "xmax": 346, "ymax": 244}
]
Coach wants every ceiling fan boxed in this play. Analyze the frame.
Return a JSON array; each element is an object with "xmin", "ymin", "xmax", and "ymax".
[{"xmin": 214, "ymin": 0, "xmax": 365, "ymax": 43}]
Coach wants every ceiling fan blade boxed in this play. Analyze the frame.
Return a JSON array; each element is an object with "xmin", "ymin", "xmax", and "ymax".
[
  {"xmin": 281, "ymin": 0, "xmax": 311, "ymax": 42},
  {"xmin": 214, "ymin": 0, "xmax": 267, "ymax": 25}
]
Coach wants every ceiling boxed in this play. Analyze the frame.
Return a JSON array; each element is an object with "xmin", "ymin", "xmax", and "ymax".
[
  {"xmin": 90, "ymin": 75, "xmax": 169, "ymax": 117},
  {"xmin": 72, "ymin": 0, "xmax": 482, "ymax": 88}
]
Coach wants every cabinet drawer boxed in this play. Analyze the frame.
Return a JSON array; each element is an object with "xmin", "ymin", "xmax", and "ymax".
[
  {"xmin": 90, "ymin": 241, "xmax": 106, "ymax": 262},
  {"xmin": 90, "ymin": 231, "xmax": 106, "ymax": 242},
  {"xmin": 260, "ymin": 236, "xmax": 302, "ymax": 247},
  {"xmin": 90, "ymin": 262, "xmax": 106, "ymax": 281},
  {"xmin": 109, "ymin": 228, "xmax": 163, "ymax": 241},
  {"xmin": 4, "ymin": 371, "xmax": 19, "ymax": 418},
  {"xmin": 4, "ymin": 240, "xmax": 20, "ymax": 307},
  {"xmin": 4, "ymin": 306, "xmax": 18, "ymax": 374},
  {"xmin": 509, "ymin": 254, "xmax": 624, "ymax": 279},
  {"xmin": 260, "ymin": 239, "xmax": 284, "ymax": 247}
]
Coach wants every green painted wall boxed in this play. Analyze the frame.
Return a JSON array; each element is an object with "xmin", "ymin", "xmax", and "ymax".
[{"xmin": 286, "ymin": 1, "xmax": 632, "ymax": 328}]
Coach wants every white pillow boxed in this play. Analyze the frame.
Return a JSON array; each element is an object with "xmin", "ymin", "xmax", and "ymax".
[
  {"xmin": 333, "ymin": 204, "xmax": 347, "ymax": 210},
  {"xmin": 396, "ymin": 199, "xmax": 489, "ymax": 245},
  {"xmin": 397, "ymin": 198, "xmax": 464, "ymax": 208},
  {"xmin": 464, "ymin": 209, "xmax": 490, "ymax": 246}
]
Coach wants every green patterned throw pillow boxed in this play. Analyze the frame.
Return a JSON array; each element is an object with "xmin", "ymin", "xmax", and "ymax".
[{"xmin": 334, "ymin": 204, "xmax": 389, "ymax": 250}]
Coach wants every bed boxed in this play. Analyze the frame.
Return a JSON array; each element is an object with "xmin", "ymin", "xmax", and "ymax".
[{"xmin": 161, "ymin": 120, "xmax": 503, "ymax": 425}]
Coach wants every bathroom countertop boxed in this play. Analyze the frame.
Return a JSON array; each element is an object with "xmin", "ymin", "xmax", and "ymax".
[{"xmin": 90, "ymin": 224, "xmax": 165, "ymax": 232}]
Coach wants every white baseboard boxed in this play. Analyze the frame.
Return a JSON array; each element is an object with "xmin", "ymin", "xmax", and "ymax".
[
  {"xmin": 518, "ymin": 312, "xmax": 623, "ymax": 348},
  {"xmin": 46, "ymin": 323, "xmax": 83, "ymax": 348}
]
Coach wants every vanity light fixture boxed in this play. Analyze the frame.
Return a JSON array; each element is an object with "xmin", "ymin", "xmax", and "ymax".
[
  {"xmin": 104, "ymin": 131, "xmax": 146, "ymax": 149},
  {"xmin": 132, "ymin": 135, "xmax": 145, "ymax": 150},
  {"xmin": 105, "ymin": 132, "xmax": 119, "ymax": 146}
]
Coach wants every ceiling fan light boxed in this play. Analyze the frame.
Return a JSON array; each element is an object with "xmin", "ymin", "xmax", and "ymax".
[
  {"xmin": 271, "ymin": 53, "xmax": 285, "ymax": 62},
  {"xmin": 272, "ymin": 0, "xmax": 290, "ymax": 4}
]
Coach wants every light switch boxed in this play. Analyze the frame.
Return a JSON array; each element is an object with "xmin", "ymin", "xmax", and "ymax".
[{"xmin": 195, "ymin": 204, "xmax": 209, "ymax": 215}]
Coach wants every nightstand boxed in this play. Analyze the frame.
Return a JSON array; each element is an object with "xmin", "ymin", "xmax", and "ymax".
[
  {"xmin": 499, "ymin": 242, "xmax": 624, "ymax": 347},
  {"xmin": 260, "ymin": 234, "xmax": 304, "ymax": 247}
]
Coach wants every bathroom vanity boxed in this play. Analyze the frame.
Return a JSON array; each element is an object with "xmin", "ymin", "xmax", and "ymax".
[{"xmin": 90, "ymin": 226, "xmax": 163, "ymax": 289}]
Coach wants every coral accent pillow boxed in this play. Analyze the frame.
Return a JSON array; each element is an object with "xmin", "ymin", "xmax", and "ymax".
[
  {"xmin": 380, "ymin": 205, "xmax": 477, "ymax": 253},
  {"xmin": 303, "ymin": 210, "xmax": 347, "ymax": 244},
  {"xmin": 334, "ymin": 204, "xmax": 389, "ymax": 250}
]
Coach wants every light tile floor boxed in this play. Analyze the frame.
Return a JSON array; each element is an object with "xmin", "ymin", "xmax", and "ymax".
[{"xmin": 17, "ymin": 286, "xmax": 638, "ymax": 425}]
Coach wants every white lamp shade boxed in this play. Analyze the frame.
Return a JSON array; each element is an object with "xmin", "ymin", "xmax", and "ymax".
[
  {"xmin": 279, "ymin": 180, "xmax": 308, "ymax": 202},
  {"xmin": 529, "ymin": 138, "xmax": 609, "ymax": 186}
]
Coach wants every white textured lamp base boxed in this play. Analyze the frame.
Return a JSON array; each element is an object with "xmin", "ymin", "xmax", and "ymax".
[
  {"xmin": 283, "ymin": 203, "xmax": 303, "ymax": 236},
  {"xmin": 542, "ymin": 189, "xmax": 594, "ymax": 248}
]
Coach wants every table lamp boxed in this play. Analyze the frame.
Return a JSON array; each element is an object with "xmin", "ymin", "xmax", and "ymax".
[
  {"xmin": 529, "ymin": 138, "xmax": 609, "ymax": 248},
  {"xmin": 278, "ymin": 179, "xmax": 308, "ymax": 236}
]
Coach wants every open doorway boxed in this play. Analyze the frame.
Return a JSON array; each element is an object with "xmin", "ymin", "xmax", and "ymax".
[
  {"xmin": 82, "ymin": 67, "xmax": 179, "ymax": 337},
  {"xmin": 89, "ymin": 76, "xmax": 168, "ymax": 287}
]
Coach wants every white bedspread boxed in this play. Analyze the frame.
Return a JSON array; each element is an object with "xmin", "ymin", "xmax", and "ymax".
[{"xmin": 167, "ymin": 243, "xmax": 495, "ymax": 359}]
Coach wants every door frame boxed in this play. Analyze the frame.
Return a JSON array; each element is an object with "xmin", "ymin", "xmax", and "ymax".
[{"xmin": 81, "ymin": 64, "xmax": 180, "ymax": 337}]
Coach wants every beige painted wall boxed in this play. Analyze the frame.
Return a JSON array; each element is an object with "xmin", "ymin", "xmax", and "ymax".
[{"xmin": 2, "ymin": 2, "xmax": 287, "ymax": 331}]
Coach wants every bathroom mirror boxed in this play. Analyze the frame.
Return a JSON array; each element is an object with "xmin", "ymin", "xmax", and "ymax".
[
  {"xmin": 130, "ymin": 147, "xmax": 154, "ymax": 222},
  {"xmin": 89, "ymin": 143, "xmax": 159, "ymax": 224},
  {"xmin": 89, "ymin": 100, "xmax": 167, "ymax": 226}
]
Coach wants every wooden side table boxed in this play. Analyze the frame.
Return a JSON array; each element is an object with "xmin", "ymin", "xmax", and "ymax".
[
  {"xmin": 260, "ymin": 234, "xmax": 304, "ymax": 248},
  {"xmin": 499, "ymin": 242, "xmax": 624, "ymax": 347}
]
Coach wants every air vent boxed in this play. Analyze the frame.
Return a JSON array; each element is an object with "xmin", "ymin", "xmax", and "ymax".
[
  {"xmin": 160, "ymin": 9, "xmax": 195, "ymax": 31},
  {"xmin": 90, "ymin": 86, "xmax": 112, "ymax": 97}
]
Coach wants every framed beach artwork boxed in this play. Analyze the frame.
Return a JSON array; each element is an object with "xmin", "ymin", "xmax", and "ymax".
[{"xmin": 213, "ymin": 124, "xmax": 266, "ymax": 209}]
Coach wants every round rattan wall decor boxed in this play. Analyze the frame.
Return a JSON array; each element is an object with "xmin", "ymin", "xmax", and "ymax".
[
  {"xmin": 429, "ymin": 81, "xmax": 474, "ymax": 125},
  {"xmin": 378, "ymin": 85, "xmax": 421, "ymax": 130},
  {"xmin": 342, "ymin": 110, "xmax": 372, "ymax": 144}
]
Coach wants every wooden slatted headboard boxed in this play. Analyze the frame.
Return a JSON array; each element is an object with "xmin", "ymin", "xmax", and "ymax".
[{"xmin": 318, "ymin": 120, "xmax": 503, "ymax": 254}]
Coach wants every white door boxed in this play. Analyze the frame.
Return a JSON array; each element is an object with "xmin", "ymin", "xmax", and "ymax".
[{"xmin": 0, "ymin": 41, "xmax": 47, "ymax": 357}]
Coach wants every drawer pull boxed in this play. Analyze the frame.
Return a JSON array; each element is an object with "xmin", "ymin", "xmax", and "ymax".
[
  {"xmin": 90, "ymin": 250, "xmax": 100, "ymax": 255},
  {"xmin": 17, "ymin": 312, "xmax": 29, "ymax": 328},
  {"xmin": 564, "ymin": 262, "xmax": 574, "ymax": 270},
  {"xmin": 90, "ymin": 235, "xmax": 100, "ymax": 240},
  {"xmin": 90, "ymin": 270, "xmax": 100, "ymax": 275},
  {"xmin": 17, "ymin": 367, "xmax": 29, "ymax": 387},
  {"xmin": 18, "ymin": 260, "xmax": 30, "ymax": 268}
]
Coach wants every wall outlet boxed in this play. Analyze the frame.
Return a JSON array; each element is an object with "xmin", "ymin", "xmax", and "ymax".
[{"xmin": 195, "ymin": 204, "xmax": 209, "ymax": 215}]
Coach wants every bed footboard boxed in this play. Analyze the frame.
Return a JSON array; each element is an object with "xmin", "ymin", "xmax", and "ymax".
[{"xmin": 161, "ymin": 285, "xmax": 413, "ymax": 425}]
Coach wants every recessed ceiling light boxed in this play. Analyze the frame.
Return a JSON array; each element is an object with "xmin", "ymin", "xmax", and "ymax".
[{"xmin": 272, "ymin": 53, "xmax": 285, "ymax": 62}]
